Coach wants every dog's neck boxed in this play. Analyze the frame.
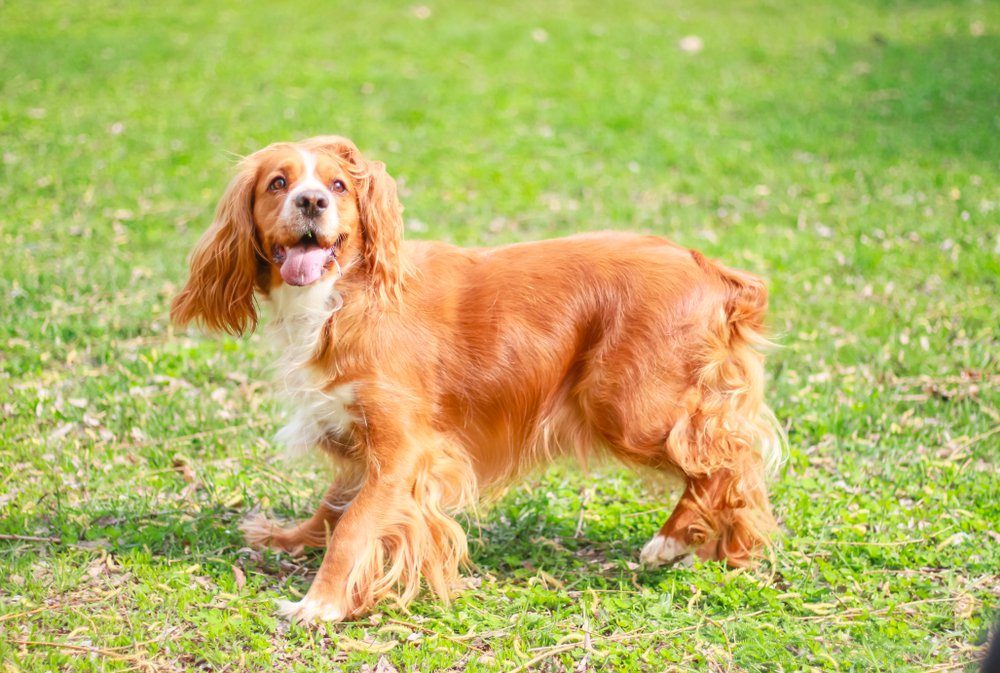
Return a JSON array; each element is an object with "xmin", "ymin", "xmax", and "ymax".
[
  {"xmin": 266, "ymin": 275, "xmax": 358, "ymax": 459},
  {"xmin": 266, "ymin": 275, "xmax": 342, "ymax": 360},
  {"xmin": 269, "ymin": 275, "xmax": 341, "ymax": 326}
]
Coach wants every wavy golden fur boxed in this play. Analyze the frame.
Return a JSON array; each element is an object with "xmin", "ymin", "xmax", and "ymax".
[{"xmin": 171, "ymin": 135, "xmax": 785, "ymax": 622}]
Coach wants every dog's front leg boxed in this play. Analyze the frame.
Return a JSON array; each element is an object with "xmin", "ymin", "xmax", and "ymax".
[
  {"xmin": 275, "ymin": 464, "xmax": 408, "ymax": 622},
  {"xmin": 273, "ymin": 401, "xmax": 451, "ymax": 625},
  {"xmin": 275, "ymin": 399, "xmax": 475, "ymax": 624}
]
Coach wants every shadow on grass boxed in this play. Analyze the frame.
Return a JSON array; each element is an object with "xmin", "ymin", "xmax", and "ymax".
[{"xmin": 0, "ymin": 492, "xmax": 668, "ymax": 599}]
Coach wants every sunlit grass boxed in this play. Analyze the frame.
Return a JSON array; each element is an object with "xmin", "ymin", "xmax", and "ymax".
[{"xmin": 1, "ymin": 1, "xmax": 997, "ymax": 670}]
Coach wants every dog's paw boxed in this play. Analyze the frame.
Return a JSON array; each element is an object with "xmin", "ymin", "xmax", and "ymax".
[
  {"xmin": 239, "ymin": 513, "xmax": 304, "ymax": 555},
  {"xmin": 277, "ymin": 594, "xmax": 346, "ymax": 624},
  {"xmin": 640, "ymin": 534, "xmax": 693, "ymax": 568}
]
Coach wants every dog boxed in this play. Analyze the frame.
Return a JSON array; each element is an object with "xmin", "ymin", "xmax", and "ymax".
[{"xmin": 171, "ymin": 135, "xmax": 784, "ymax": 623}]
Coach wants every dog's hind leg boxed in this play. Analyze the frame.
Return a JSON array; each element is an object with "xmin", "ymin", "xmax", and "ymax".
[{"xmin": 640, "ymin": 264, "xmax": 783, "ymax": 567}]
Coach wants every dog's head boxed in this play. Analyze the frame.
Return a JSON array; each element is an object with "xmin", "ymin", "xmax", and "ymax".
[{"xmin": 171, "ymin": 136, "xmax": 404, "ymax": 334}]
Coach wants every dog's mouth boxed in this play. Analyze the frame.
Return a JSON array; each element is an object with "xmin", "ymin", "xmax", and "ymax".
[{"xmin": 272, "ymin": 232, "xmax": 346, "ymax": 287}]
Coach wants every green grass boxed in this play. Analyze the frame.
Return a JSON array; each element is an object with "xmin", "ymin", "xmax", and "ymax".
[{"xmin": 1, "ymin": 0, "xmax": 997, "ymax": 670}]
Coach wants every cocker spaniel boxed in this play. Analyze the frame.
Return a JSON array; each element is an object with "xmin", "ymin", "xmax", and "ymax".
[{"xmin": 171, "ymin": 135, "xmax": 784, "ymax": 623}]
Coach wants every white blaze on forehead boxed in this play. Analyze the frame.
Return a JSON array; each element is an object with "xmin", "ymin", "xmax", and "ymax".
[{"xmin": 295, "ymin": 148, "xmax": 320, "ymax": 186}]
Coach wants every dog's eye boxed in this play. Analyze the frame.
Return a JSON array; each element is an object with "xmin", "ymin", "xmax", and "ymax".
[
  {"xmin": 331, "ymin": 179, "xmax": 347, "ymax": 194},
  {"xmin": 268, "ymin": 176, "xmax": 287, "ymax": 192}
]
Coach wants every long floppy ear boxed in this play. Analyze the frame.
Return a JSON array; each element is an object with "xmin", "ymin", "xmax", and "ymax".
[
  {"xmin": 170, "ymin": 164, "xmax": 263, "ymax": 335},
  {"xmin": 355, "ymin": 158, "xmax": 405, "ymax": 304},
  {"xmin": 306, "ymin": 135, "xmax": 407, "ymax": 303}
]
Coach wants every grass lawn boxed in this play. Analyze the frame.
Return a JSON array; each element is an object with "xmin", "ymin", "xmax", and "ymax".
[{"xmin": 1, "ymin": 0, "xmax": 998, "ymax": 670}]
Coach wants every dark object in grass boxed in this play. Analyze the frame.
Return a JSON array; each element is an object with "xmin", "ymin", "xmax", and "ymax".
[{"xmin": 983, "ymin": 620, "xmax": 1000, "ymax": 673}]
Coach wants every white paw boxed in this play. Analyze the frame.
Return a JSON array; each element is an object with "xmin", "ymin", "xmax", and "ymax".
[
  {"xmin": 277, "ymin": 594, "xmax": 346, "ymax": 624},
  {"xmin": 640, "ymin": 534, "xmax": 693, "ymax": 568}
]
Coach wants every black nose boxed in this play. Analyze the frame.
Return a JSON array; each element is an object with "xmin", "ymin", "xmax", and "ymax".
[{"xmin": 294, "ymin": 190, "xmax": 329, "ymax": 217}]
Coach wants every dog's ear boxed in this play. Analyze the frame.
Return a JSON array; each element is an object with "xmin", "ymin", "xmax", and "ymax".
[
  {"xmin": 355, "ymin": 158, "xmax": 405, "ymax": 304},
  {"xmin": 171, "ymin": 162, "xmax": 264, "ymax": 335},
  {"xmin": 318, "ymin": 137, "xmax": 404, "ymax": 304}
]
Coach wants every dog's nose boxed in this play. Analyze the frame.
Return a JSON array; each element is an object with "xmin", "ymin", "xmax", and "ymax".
[{"xmin": 294, "ymin": 190, "xmax": 329, "ymax": 217}]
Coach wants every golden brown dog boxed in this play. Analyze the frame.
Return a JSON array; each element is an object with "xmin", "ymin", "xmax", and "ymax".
[{"xmin": 171, "ymin": 135, "xmax": 784, "ymax": 622}]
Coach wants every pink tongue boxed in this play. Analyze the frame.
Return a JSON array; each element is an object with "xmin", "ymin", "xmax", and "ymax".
[{"xmin": 280, "ymin": 245, "xmax": 331, "ymax": 286}]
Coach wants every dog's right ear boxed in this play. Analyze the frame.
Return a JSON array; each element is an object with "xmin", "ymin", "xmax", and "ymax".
[{"xmin": 170, "ymin": 163, "xmax": 263, "ymax": 336}]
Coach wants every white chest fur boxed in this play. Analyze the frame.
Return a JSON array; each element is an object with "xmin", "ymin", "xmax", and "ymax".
[{"xmin": 268, "ymin": 278, "xmax": 356, "ymax": 457}]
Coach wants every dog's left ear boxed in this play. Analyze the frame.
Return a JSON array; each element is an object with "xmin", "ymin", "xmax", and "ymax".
[
  {"xmin": 355, "ymin": 158, "xmax": 405, "ymax": 304},
  {"xmin": 316, "ymin": 136, "xmax": 404, "ymax": 304}
]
